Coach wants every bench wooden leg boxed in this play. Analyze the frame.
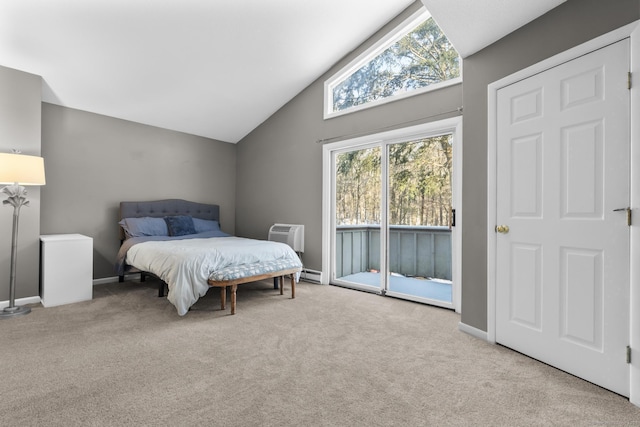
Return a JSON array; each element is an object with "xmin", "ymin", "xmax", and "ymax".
[
  {"xmin": 230, "ymin": 284, "xmax": 237, "ymax": 315},
  {"xmin": 209, "ymin": 268, "xmax": 300, "ymax": 315}
]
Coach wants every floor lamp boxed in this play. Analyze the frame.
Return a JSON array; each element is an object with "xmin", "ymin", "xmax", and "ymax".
[{"xmin": 0, "ymin": 152, "xmax": 46, "ymax": 318}]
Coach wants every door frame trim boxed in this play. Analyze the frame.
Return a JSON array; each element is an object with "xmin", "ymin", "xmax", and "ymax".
[
  {"xmin": 487, "ymin": 20, "xmax": 640, "ymax": 406},
  {"xmin": 322, "ymin": 117, "xmax": 463, "ymax": 312}
]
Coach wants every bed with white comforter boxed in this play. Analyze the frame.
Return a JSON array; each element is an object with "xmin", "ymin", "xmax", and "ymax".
[
  {"xmin": 115, "ymin": 199, "xmax": 302, "ymax": 316},
  {"xmin": 123, "ymin": 236, "xmax": 300, "ymax": 315}
]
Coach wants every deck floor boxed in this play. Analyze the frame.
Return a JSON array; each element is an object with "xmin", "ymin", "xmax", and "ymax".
[{"xmin": 337, "ymin": 271, "xmax": 452, "ymax": 303}]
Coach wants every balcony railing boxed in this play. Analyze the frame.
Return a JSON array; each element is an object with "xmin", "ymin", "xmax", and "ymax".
[{"xmin": 335, "ymin": 225, "xmax": 452, "ymax": 281}]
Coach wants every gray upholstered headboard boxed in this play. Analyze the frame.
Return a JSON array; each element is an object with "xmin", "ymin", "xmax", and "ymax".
[{"xmin": 119, "ymin": 199, "xmax": 220, "ymax": 241}]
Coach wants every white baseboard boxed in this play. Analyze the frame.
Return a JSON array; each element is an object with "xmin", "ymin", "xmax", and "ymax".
[
  {"xmin": 458, "ymin": 321, "xmax": 488, "ymax": 341},
  {"xmin": 93, "ymin": 276, "xmax": 118, "ymax": 285},
  {"xmin": 1, "ymin": 274, "xmax": 142, "ymax": 308},
  {"xmin": 93, "ymin": 274, "xmax": 141, "ymax": 285},
  {"xmin": 0, "ymin": 295, "xmax": 41, "ymax": 309}
]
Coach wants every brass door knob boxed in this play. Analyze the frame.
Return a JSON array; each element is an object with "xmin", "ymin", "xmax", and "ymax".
[{"xmin": 495, "ymin": 225, "xmax": 510, "ymax": 234}]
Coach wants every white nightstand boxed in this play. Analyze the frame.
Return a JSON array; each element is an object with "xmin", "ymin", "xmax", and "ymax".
[{"xmin": 40, "ymin": 234, "xmax": 93, "ymax": 307}]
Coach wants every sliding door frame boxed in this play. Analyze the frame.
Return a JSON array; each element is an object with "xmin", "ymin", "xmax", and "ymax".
[{"xmin": 322, "ymin": 117, "xmax": 463, "ymax": 312}]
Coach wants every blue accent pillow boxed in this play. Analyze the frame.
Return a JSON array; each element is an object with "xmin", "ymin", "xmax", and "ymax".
[
  {"xmin": 119, "ymin": 217, "xmax": 168, "ymax": 238},
  {"xmin": 164, "ymin": 215, "xmax": 196, "ymax": 236},
  {"xmin": 192, "ymin": 218, "xmax": 221, "ymax": 233}
]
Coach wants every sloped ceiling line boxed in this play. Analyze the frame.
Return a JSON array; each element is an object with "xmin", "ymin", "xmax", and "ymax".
[{"xmin": 0, "ymin": 0, "xmax": 564, "ymax": 143}]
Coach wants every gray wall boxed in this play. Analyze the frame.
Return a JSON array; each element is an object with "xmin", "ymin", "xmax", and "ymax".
[
  {"xmin": 237, "ymin": 0, "xmax": 640, "ymax": 332},
  {"xmin": 0, "ymin": 65, "xmax": 42, "ymax": 301},
  {"xmin": 9, "ymin": 0, "xmax": 634, "ymax": 330},
  {"xmin": 235, "ymin": 1, "xmax": 462, "ymax": 273},
  {"xmin": 41, "ymin": 103, "xmax": 236, "ymax": 279},
  {"xmin": 460, "ymin": 0, "xmax": 640, "ymax": 331}
]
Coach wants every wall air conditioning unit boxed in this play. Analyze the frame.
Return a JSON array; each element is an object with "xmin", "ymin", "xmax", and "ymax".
[{"xmin": 268, "ymin": 224, "xmax": 304, "ymax": 253}]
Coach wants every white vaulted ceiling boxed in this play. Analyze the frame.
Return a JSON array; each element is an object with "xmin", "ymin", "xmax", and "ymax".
[
  {"xmin": 422, "ymin": 0, "xmax": 566, "ymax": 57},
  {"xmin": 0, "ymin": 0, "xmax": 565, "ymax": 143}
]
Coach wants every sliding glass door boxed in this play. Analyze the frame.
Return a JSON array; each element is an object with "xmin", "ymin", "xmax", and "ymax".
[
  {"xmin": 325, "ymin": 120, "xmax": 460, "ymax": 310},
  {"xmin": 334, "ymin": 145, "xmax": 382, "ymax": 293},
  {"xmin": 386, "ymin": 135, "xmax": 453, "ymax": 306}
]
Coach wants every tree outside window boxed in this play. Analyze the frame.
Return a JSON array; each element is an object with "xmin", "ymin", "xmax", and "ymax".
[{"xmin": 331, "ymin": 17, "xmax": 460, "ymax": 113}]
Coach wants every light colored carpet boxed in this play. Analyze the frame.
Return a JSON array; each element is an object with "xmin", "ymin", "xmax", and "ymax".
[{"xmin": 1, "ymin": 278, "xmax": 638, "ymax": 426}]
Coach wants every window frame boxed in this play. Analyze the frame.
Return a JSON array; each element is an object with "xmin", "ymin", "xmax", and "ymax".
[{"xmin": 323, "ymin": 8, "xmax": 462, "ymax": 120}]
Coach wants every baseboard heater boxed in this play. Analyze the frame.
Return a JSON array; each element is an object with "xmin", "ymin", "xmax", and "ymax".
[{"xmin": 300, "ymin": 268, "xmax": 322, "ymax": 283}]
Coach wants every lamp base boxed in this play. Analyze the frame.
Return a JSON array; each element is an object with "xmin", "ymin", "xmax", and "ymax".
[{"xmin": 0, "ymin": 305, "xmax": 31, "ymax": 318}]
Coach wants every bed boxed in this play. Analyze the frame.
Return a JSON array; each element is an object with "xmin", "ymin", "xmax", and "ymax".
[{"xmin": 114, "ymin": 199, "xmax": 302, "ymax": 316}]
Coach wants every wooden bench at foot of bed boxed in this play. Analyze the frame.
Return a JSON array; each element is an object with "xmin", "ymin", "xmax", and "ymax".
[
  {"xmin": 208, "ymin": 267, "xmax": 299, "ymax": 315},
  {"xmin": 207, "ymin": 259, "xmax": 302, "ymax": 315}
]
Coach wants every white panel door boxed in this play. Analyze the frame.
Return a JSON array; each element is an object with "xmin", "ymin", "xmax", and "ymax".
[{"xmin": 495, "ymin": 39, "xmax": 630, "ymax": 396}]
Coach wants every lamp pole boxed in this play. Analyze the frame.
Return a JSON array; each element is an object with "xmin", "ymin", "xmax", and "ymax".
[{"xmin": 0, "ymin": 184, "xmax": 31, "ymax": 317}]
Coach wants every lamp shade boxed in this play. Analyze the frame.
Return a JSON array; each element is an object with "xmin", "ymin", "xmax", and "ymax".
[{"xmin": 0, "ymin": 153, "xmax": 46, "ymax": 186}]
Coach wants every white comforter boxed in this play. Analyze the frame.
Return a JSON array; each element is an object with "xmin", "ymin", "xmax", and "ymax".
[{"xmin": 125, "ymin": 236, "xmax": 300, "ymax": 315}]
